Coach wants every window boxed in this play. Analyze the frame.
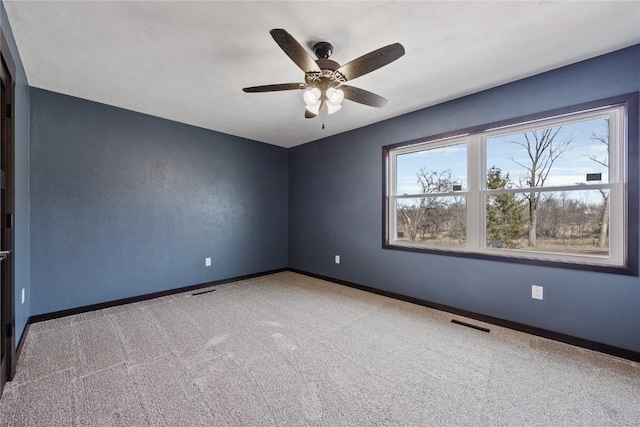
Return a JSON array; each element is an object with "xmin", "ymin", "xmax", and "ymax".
[{"xmin": 384, "ymin": 95, "xmax": 638, "ymax": 274}]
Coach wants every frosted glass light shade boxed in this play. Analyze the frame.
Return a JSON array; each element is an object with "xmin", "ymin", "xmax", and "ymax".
[
  {"xmin": 326, "ymin": 87, "xmax": 344, "ymax": 106},
  {"xmin": 303, "ymin": 88, "xmax": 322, "ymax": 106},
  {"xmin": 305, "ymin": 102, "xmax": 321, "ymax": 115},
  {"xmin": 326, "ymin": 103, "xmax": 341, "ymax": 115}
]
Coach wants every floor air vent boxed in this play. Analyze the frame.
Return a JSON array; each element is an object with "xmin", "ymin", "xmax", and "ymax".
[
  {"xmin": 191, "ymin": 289, "xmax": 216, "ymax": 296},
  {"xmin": 451, "ymin": 319, "xmax": 490, "ymax": 333}
]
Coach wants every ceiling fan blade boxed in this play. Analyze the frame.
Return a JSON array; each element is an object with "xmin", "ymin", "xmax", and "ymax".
[
  {"xmin": 337, "ymin": 43, "xmax": 405, "ymax": 81},
  {"xmin": 305, "ymin": 109, "xmax": 317, "ymax": 119},
  {"xmin": 340, "ymin": 85, "xmax": 388, "ymax": 107},
  {"xmin": 270, "ymin": 29, "xmax": 321, "ymax": 73},
  {"xmin": 243, "ymin": 83, "xmax": 305, "ymax": 93}
]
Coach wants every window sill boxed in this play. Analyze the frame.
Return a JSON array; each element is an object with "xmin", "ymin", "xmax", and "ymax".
[{"xmin": 383, "ymin": 241, "xmax": 636, "ymax": 276}]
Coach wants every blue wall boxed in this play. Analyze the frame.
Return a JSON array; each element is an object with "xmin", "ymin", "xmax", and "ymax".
[
  {"xmin": 6, "ymin": 4, "xmax": 640, "ymax": 355},
  {"xmin": 289, "ymin": 45, "xmax": 640, "ymax": 353},
  {"xmin": 1, "ymin": 2, "xmax": 30, "ymax": 344},
  {"xmin": 30, "ymin": 89, "xmax": 288, "ymax": 314}
]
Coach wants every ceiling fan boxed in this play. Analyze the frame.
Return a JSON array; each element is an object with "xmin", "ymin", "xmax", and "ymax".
[{"xmin": 243, "ymin": 29, "xmax": 405, "ymax": 119}]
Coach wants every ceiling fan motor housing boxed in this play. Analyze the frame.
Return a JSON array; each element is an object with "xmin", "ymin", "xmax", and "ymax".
[
  {"xmin": 304, "ymin": 42, "xmax": 346, "ymax": 91},
  {"xmin": 313, "ymin": 41, "xmax": 333, "ymax": 60}
]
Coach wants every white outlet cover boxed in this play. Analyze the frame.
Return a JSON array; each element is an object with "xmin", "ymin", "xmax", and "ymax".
[
  {"xmin": 205, "ymin": 257, "xmax": 212, "ymax": 267},
  {"xmin": 335, "ymin": 255, "xmax": 340, "ymax": 264},
  {"xmin": 532, "ymin": 285, "xmax": 543, "ymax": 300}
]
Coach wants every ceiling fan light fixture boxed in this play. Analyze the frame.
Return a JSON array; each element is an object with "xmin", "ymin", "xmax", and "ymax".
[
  {"xmin": 303, "ymin": 87, "xmax": 322, "ymax": 107},
  {"xmin": 326, "ymin": 87, "xmax": 344, "ymax": 106},
  {"xmin": 305, "ymin": 101, "xmax": 321, "ymax": 116},
  {"xmin": 326, "ymin": 102, "xmax": 342, "ymax": 115}
]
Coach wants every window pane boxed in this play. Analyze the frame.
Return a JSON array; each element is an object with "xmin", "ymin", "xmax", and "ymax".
[
  {"xmin": 486, "ymin": 189, "xmax": 609, "ymax": 257},
  {"xmin": 396, "ymin": 196, "xmax": 466, "ymax": 246},
  {"xmin": 396, "ymin": 143, "xmax": 467, "ymax": 195},
  {"xmin": 486, "ymin": 118, "xmax": 610, "ymax": 189}
]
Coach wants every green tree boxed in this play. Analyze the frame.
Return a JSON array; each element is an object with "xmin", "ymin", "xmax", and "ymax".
[{"xmin": 486, "ymin": 166, "xmax": 526, "ymax": 248}]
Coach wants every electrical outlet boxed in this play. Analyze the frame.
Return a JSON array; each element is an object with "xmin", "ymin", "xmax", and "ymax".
[
  {"xmin": 335, "ymin": 255, "xmax": 341, "ymax": 264},
  {"xmin": 532, "ymin": 285, "xmax": 543, "ymax": 300},
  {"xmin": 205, "ymin": 257, "xmax": 212, "ymax": 267},
  {"xmin": 21, "ymin": 288, "xmax": 25, "ymax": 304}
]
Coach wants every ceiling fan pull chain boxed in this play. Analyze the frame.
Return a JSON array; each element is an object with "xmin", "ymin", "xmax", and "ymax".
[{"xmin": 321, "ymin": 107, "xmax": 326, "ymax": 130}]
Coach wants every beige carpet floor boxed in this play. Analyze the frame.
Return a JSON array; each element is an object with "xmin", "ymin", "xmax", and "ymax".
[{"xmin": 0, "ymin": 271, "xmax": 638, "ymax": 426}]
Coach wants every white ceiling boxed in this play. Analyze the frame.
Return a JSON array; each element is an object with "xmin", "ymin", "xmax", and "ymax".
[{"xmin": 4, "ymin": 1, "xmax": 640, "ymax": 148}]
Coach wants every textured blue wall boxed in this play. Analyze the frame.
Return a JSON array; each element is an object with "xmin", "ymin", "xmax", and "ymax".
[
  {"xmin": 30, "ymin": 89, "xmax": 288, "ymax": 315},
  {"xmin": 1, "ymin": 2, "xmax": 30, "ymax": 345},
  {"xmin": 15, "ymin": 25, "xmax": 640, "ymax": 354},
  {"xmin": 289, "ymin": 45, "xmax": 640, "ymax": 352}
]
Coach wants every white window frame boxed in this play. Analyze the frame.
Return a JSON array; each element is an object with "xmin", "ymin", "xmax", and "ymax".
[{"xmin": 385, "ymin": 99, "xmax": 633, "ymax": 272}]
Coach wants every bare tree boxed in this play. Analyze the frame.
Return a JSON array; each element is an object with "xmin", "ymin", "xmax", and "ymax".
[
  {"xmin": 398, "ymin": 169, "xmax": 455, "ymax": 242},
  {"xmin": 588, "ymin": 125, "xmax": 609, "ymax": 248},
  {"xmin": 511, "ymin": 128, "xmax": 572, "ymax": 247},
  {"xmin": 417, "ymin": 169, "xmax": 456, "ymax": 194},
  {"xmin": 398, "ymin": 202, "xmax": 428, "ymax": 241}
]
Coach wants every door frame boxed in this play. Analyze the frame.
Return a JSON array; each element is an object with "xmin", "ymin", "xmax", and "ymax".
[{"xmin": 0, "ymin": 26, "xmax": 16, "ymax": 395}]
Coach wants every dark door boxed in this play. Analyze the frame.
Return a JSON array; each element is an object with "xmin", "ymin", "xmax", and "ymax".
[{"xmin": 0, "ymin": 49, "xmax": 14, "ymax": 396}]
